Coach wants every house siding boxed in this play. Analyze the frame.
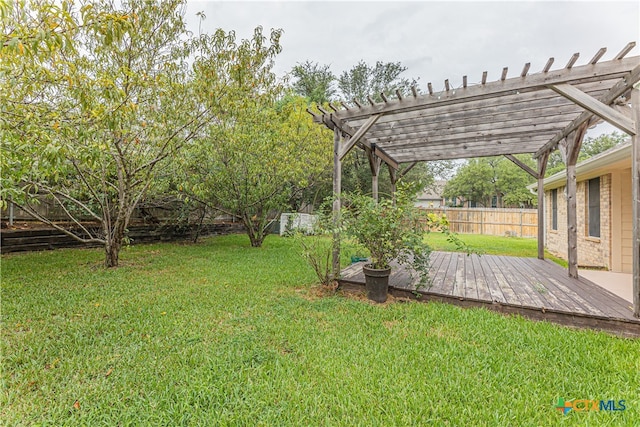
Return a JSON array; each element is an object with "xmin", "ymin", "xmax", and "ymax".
[
  {"xmin": 620, "ymin": 168, "xmax": 633, "ymax": 273},
  {"xmin": 545, "ymin": 174, "xmax": 612, "ymax": 269}
]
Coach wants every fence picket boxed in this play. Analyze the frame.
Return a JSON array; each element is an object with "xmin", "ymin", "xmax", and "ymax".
[{"xmin": 421, "ymin": 207, "xmax": 537, "ymax": 238}]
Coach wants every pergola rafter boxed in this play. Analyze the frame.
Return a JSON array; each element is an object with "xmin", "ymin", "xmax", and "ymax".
[
  {"xmin": 310, "ymin": 53, "xmax": 638, "ymax": 164},
  {"xmin": 311, "ymin": 42, "xmax": 640, "ymax": 317}
]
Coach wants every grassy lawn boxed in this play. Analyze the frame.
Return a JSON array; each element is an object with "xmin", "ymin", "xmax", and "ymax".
[{"xmin": 2, "ymin": 234, "xmax": 638, "ymax": 425}]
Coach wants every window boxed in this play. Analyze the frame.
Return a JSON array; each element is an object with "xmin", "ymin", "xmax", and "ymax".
[
  {"xmin": 551, "ymin": 189, "xmax": 558, "ymax": 230},
  {"xmin": 586, "ymin": 177, "xmax": 600, "ymax": 238}
]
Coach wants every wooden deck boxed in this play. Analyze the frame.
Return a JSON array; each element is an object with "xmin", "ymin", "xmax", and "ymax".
[{"xmin": 339, "ymin": 252, "xmax": 640, "ymax": 337}]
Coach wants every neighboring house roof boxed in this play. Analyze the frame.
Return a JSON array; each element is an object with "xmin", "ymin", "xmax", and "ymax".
[
  {"xmin": 417, "ymin": 180, "xmax": 447, "ymax": 200},
  {"xmin": 528, "ymin": 140, "xmax": 632, "ymax": 192}
]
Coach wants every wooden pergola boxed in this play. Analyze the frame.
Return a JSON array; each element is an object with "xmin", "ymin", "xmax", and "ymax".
[{"xmin": 309, "ymin": 42, "xmax": 640, "ymax": 317}]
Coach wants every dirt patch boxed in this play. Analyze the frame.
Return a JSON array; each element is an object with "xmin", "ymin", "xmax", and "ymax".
[
  {"xmin": 296, "ymin": 282, "xmax": 339, "ymax": 301},
  {"xmin": 296, "ymin": 282, "xmax": 416, "ymax": 307}
]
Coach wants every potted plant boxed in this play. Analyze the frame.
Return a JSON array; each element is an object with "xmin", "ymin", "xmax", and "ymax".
[{"xmin": 341, "ymin": 186, "xmax": 433, "ymax": 303}]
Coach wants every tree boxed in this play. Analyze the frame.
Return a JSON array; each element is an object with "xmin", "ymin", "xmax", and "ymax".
[
  {"xmin": 337, "ymin": 60, "xmax": 415, "ymax": 103},
  {"xmin": 1, "ymin": 0, "xmax": 86, "ymax": 204},
  {"xmin": 442, "ymin": 160, "xmax": 495, "ymax": 207},
  {"xmin": 289, "ymin": 61, "xmax": 336, "ymax": 104},
  {"xmin": 443, "ymin": 156, "xmax": 537, "ymax": 208},
  {"xmin": 178, "ymin": 28, "xmax": 332, "ymax": 247},
  {"xmin": 495, "ymin": 158, "xmax": 537, "ymax": 207},
  {"xmin": 1, "ymin": 0, "xmax": 213, "ymax": 267}
]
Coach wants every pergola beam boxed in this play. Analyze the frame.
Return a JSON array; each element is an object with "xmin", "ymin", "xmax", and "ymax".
[
  {"xmin": 392, "ymin": 142, "xmax": 547, "ymax": 162},
  {"xmin": 616, "ymin": 41, "xmax": 636, "ymax": 60},
  {"xmin": 370, "ymin": 121, "xmax": 568, "ymax": 147},
  {"xmin": 387, "ymin": 135, "xmax": 552, "ymax": 152},
  {"xmin": 372, "ymin": 145, "xmax": 399, "ymax": 170},
  {"xmin": 504, "ymin": 154, "xmax": 539, "ymax": 179},
  {"xmin": 323, "ymin": 114, "xmax": 399, "ymax": 170},
  {"xmin": 332, "ymin": 127, "xmax": 342, "ymax": 280},
  {"xmin": 367, "ymin": 100, "xmax": 589, "ymax": 129},
  {"xmin": 548, "ymin": 83, "xmax": 636, "ymax": 135},
  {"xmin": 535, "ymin": 62, "xmax": 640, "ymax": 157},
  {"xmin": 349, "ymin": 85, "xmax": 606, "ymax": 135},
  {"xmin": 338, "ymin": 114, "xmax": 381, "ymax": 160}
]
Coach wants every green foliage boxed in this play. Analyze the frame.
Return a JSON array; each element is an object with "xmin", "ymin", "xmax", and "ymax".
[
  {"xmin": 337, "ymin": 60, "xmax": 416, "ymax": 104},
  {"xmin": 178, "ymin": 28, "xmax": 332, "ymax": 247},
  {"xmin": 579, "ymin": 131, "xmax": 627, "ymax": 158},
  {"xmin": 342, "ymin": 185, "xmax": 441, "ymax": 287},
  {"xmin": 292, "ymin": 208, "xmax": 335, "ymax": 287},
  {"xmin": 3, "ymin": 235, "xmax": 639, "ymax": 425},
  {"xmin": 297, "ymin": 234, "xmax": 334, "ymax": 286},
  {"xmin": 1, "ymin": 0, "xmax": 207, "ymax": 267},
  {"xmin": 443, "ymin": 156, "xmax": 537, "ymax": 208},
  {"xmin": 289, "ymin": 59, "xmax": 417, "ymax": 105},
  {"xmin": 289, "ymin": 60, "xmax": 336, "ymax": 104}
]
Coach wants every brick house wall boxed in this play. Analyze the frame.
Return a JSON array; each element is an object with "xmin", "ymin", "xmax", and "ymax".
[{"xmin": 545, "ymin": 174, "xmax": 611, "ymax": 269}]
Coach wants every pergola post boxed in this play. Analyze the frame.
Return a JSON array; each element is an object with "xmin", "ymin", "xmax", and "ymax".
[
  {"xmin": 504, "ymin": 153, "xmax": 548, "ymax": 259},
  {"xmin": 563, "ymin": 124, "xmax": 588, "ymax": 278},
  {"xmin": 388, "ymin": 165, "xmax": 397, "ymax": 205},
  {"xmin": 368, "ymin": 152, "xmax": 382, "ymax": 203},
  {"xmin": 631, "ymin": 86, "xmax": 640, "ymax": 317},
  {"xmin": 332, "ymin": 127, "xmax": 342, "ymax": 281},
  {"xmin": 386, "ymin": 161, "xmax": 417, "ymax": 206},
  {"xmin": 372, "ymin": 172, "xmax": 379, "ymax": 202},
  {"xmin": 537, "ymin": 152, "xmax": 550, "ymax": 260}
]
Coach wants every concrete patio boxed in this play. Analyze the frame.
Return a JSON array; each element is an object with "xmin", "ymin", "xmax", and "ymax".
[{"xmin": 579, "ymin": 269, "xmax": 633, "ymax": 303}]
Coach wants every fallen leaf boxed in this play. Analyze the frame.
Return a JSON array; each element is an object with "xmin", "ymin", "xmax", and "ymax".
[
  {"xmin": 73, "ymin": 400, "xmax": 80, "ymax": 410},
  {"xmin": 105, "ymin": 368, "xmax": 113, "ymax": 378}
]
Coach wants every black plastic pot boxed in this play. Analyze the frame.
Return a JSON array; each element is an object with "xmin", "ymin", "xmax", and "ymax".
[{"xmin": 363, "ymin": 264, "xmax": 391, "ymax": 303}]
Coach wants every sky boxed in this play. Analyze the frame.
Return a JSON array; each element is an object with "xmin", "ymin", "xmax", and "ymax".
[{"xmin": 183, "ymin": 0, "xmax": 640, "ymax": 137}]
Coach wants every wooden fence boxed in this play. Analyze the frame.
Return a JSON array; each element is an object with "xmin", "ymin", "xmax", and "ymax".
[
  {"xmin": 0, "ymin": 223, "xmax": 245, "ymax": 254},
  {"xmin": 420, "ymin": 207, "xmax": 538, "ymax": 238}
]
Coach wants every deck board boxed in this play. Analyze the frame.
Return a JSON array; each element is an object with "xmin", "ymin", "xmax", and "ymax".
[
  {"xmin": 476, "ymin": 256, "xmax": 507, "ymax": 303},
  {"xmin": 424, "ymin": 251, "xmax": 449, "ymax": 293},
  {"xmin": 338, "ymin": 251, "xmax": 640, "ymax": 337},
  {"xmin": 464, "ymin": 254, "xmax": 478, "ymax": 300},
  {"xmin": 470, "ymin": 254, "xmax": 490, "ymax": 301},
  {"xmin": 452, "ymin": 253, "xmax": 466, "ymax": 298},
  {"xmin": 507, "ymin": 257, "xmax": 572, "ymax": 312},
  {"xmin": 483, "ymin": 255, "xmax": 522, "ymax": 305},
  {"xmin": 496, "ymin": 255, "xmax": 546, "ymax": 308},
  {"xmin": 442, "ymin": 253, "xmax": 459, "ymax": 296}
]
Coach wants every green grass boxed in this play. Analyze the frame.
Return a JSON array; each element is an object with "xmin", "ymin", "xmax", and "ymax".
[
  {"xmin": 2, "ymin": 234, "xmax": 638, "ymax": 425},
  {"xmin": 426, "ymin": 232, "xmax": 569, "ymax": 267}
]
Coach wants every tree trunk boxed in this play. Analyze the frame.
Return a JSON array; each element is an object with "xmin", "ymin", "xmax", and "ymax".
[
  {"xmin": 104, "ymin": 211, "xmax": 128, "ymax": 268},
  {"xmin": 248, "ymin": 232, "xmax": 264, "ymax": 247},
  {"xmin": 105, "ymin": 239, "xmax": 121, "ymax": 268},
  {"xmin": 243, "ymin": 215, "xmax": 266, "ymax": 247}
]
